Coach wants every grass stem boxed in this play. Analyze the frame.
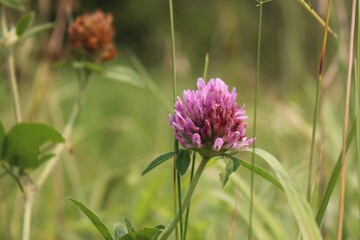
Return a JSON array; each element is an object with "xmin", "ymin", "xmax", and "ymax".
[
  {"xmin": 337, "ymin": 0, "xmax": 356, "ymax": 238},
  {"xmin": 160, "ymin": 157, "xmax": 209, "ymax": 240},
  {"xmin": 249, "ymin": 1, "xmax": 263, "ymax": 239}
]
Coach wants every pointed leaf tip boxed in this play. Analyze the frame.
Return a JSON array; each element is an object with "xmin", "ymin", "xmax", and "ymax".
[
  {"xmin": 68, "ymin": 198, "xmax": 113, "ymax": 240},
  {"xmin": 141, "ymin": 151, "xmax": 176, "ymax": 175}
]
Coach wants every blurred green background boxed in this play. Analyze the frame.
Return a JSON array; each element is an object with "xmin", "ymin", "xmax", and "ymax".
[{"xmin": 0, "ymin": 0, "xmax": 358, "ymax": 239}]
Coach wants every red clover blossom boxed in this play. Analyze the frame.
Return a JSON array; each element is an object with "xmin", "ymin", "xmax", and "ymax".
[{"xmin": 170, "ymin": 78, "xmax": 254, "ymax": 158}]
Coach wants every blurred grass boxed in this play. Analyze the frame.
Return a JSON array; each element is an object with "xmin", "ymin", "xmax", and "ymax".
[{"xmin": 0, "ymin": 0, "xmax": 359, "ymax": 239}]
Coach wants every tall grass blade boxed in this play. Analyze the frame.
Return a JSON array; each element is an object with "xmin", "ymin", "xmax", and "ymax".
[
  {"xmin": 245, "ymin": 148, "xmax": 322, "ymax": 240},
  {"xmin": 249, "ymin": 1, "xmax": 264, "ymax": 239},
  {"xmin": 337, "ymin": 0, "xmax": 356, "ymax": 238},
  {"xmin": 315, "ymin": 117, "xmax": 357, "ymax": 225},
  {"xmin": 68, "ymin": 198, "xmax": 113, "ymax": 240}
]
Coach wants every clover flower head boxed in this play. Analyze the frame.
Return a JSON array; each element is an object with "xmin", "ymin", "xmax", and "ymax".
[
  {"xmin": 169, "ymin": 78, "xmax": 254, "ymax": 158},
  {"xmin": 67, "ymin": 10, "xmax": 117, "ymax": 62}
]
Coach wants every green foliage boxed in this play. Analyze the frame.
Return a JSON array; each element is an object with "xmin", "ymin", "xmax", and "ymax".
[
  {"xmin": 16, "ymin": 12, "xmax": 33, "ymax": 37},
  {"xmin": 175, "ymin": 149, "xmax": 191, "ymax": 176},
  {"xmin": 219, "ymin": 156, "xmax": 240, "ymax": 188},
  {"xmin": 21, "ymin": 22, "xmax": 54, "ymax": 39},
  {"xmin": 1, "ymin": 122, "xmax": 64, "ymax": 169},
  {"xmin": 0, "ymin": 122, "xmax": 5, "ymax": 159},
  {"xmin": 114, "ymin": 223, "xmax": 127, "ymax": 239},
  {"xmin": 246, "ymin": 148, "xmax": 322, "ymax": 240},
  {"xmin": 315, "ymin": 118, "xmax": 356, "ymax": 226},
  {"xmin": 141, "ymin": 151, "xmax": 176, "ymax": 175},
  {"xmin": 69, "ymin": 198, "xmax": 114, "ymax": 240},
  {"xmin": 226, "ymin": 155, "xmax": 283, "ymax": 190},
  {"xmin": 103, "ymin": 65, "xmax": 144, "ymax": 88},
  {"xmin": 0, "ymin": 0, "xmax": 23, "ymax": 11}
]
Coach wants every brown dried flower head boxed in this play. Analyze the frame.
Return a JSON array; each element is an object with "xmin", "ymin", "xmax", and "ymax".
[{"xmin": 67, "ymin": 10, "xmax": 117, "ymax": 62}]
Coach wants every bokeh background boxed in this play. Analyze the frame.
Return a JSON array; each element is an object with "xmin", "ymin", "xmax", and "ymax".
[{"xmin": 0, "ymin": 0, "xmax": 358, "ymax": 239}]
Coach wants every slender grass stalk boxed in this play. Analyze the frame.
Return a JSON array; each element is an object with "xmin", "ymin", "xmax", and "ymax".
[
  {"xmin": 168, "ymin": 0, "xmax": 181, "ymax": 239},
  {"xmin": 249, "ymin": 1, "xmax": 263, "ymax": 239},
  {"xmin": 356, "ymin": 1, "xmax": 360, "ymax": 238},
  {"xmin": 355, "ymin": 61, "xmax": 360, "ymax": 240},
  {"xmin": 160, "ymin": 157, "xmax": 209, "ymax": 240},
  {"xmin": 203, "ymin": 53, "xmax": 209, "ymax": 81},
  {"xmin": 1, "ymin": 7, "xmax": 22, "ymax": 123},
  {"xmin": 183, "ymin": 55, "xmax": 209, "ymax": 239},
  {"xmin": 306, "ymin": 0, "xmax": 331, "ymax": 203},
  {"xmin": 337, "ymin": 0, "xmax": 356, "ymax": 239}
]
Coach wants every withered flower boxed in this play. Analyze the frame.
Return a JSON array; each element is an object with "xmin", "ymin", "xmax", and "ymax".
[{"xmin": 67, "ymin": 10, "xmax": 117, "ymax": 62}]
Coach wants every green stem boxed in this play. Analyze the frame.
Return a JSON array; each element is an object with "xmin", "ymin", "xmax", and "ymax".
[
  {"xmin": 168, "ymin": 0, "xmax": 180, "ymax": 238},
  {"xmin": 183, "ymin": 152, "xmax": 196, "ymax": 240},
  {"xmin": 1, "ymin": 8, "xmax": 22, "ymax": 123},
  {"xmin": 160, "ymin": 157, "xmax": 208, "ymax": 240},
  {"xmin": 306, "ymin": 80, "xmax": 321, "ymax": 201},
  {"xmin": 249, "ymin": 2, "xmax": 263, "ymax": 239},
  {"xmin": 337, "ymin": 0, "xmax": 356, "ymax": 238},
  {"xmin": 356, "ymin": 1, "xmax": 360, "ymax": 238},
  {"xmin": 202, "ymin": 53, "xmax": 209, "ymax": 80}
]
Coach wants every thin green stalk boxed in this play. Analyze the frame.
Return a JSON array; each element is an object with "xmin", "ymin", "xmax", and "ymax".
[
  {"xmin": 306, "ymin": 81, "xmax": 321, "ymax": 201},
  {"xmin": 168, "ymin": 0, "xmax": 181, "ymax": 239},
  {"xmin": 1, "ymin": 7, "xmax": 22, "ymax": 123},
  {"xmin": 203, "ymin": 53, "xmax": 209, "ymax": 81},
  {"xmin": 306, "ymin": 0, "xmax": 331, "ymax": 203},
  {"xmin": 249, "ymin": 1, "xmax": 263, "ymax": 239},
  {"xmin": 183, "ymin": 152, "xmax": 196, "ymax": 240},
  {"xmin": 160, "ymin": 157, "xmax": 209, "ymax": 240},
  {"xmin": 355, "ymin": 61, "xmax": 360, "ymax": 240},
  {"xmin": 356, "ymin": 1, "xmax": 360, "ymax": 238},
  {"xmin": 337, "ymin": 0, "xmax": 356, "ymax": 238}
]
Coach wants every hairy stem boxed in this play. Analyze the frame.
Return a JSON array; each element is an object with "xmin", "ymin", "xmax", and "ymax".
[{"xmin": 160, "ymin": 157, "xmax": 208, "ymax": 240}]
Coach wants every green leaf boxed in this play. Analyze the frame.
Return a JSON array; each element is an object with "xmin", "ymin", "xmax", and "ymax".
[
  {"xmin": 124, "ymin": 218, "xmax": 134, "ymax": 233},
  {"xmin": 176, "ymin": 149, "xmax": 190, "ymax": 176},
  {"xmin": 102, "ymin": 65, "xmax": 144, "ymax": 88},
  {"xmin": 68, "ymin": 198, "xmax": 113, "ymax": 240},
  {"xmin": 114, "ymin": 223, "xmax": 127, "ymax": 239},
  {"xmin": 0, "ymin": 0, "xmax": 24, "ymax": 11},
  {"xmin": 73, "ymin": 61, "xmax": 104, "ymax": 73},
  {"xmin": 219, "ymin": 157, "xmax": 240, "ymax": 188},
  {"xmin": 118, "ymin": 228, "xmax": 162, "ymax": 240},
  {"xmin": 0, "ymin": 122, "xmax": 5, "ymax": 159},
  {"xmin": 21, "ymin": 22, "xmax": 54, "ymax": 39},
  {"xmin": 16, "ymin": 12, "xmax": 33, "ymax": 37},
  {"xmin": 315, "ymin": 118, "xmax": 356, "ymax": 226},
  {"xmin": 226, "ymin": 155, "xmax": 283, "ymax": 190},
  {"xmin": 141, "ymin": 151, "xmax": 176, "ymax": 176},
  {"xmin": 245, "ymin": 148, "xmax": 322, "ymax": 240},
  {"xmin": 4, "ymin": 123, "xmax": 64, "ymax": 169}
]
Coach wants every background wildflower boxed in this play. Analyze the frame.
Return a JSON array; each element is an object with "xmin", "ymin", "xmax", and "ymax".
[
  {"xmin": 67, "ymin": 10, "xmax": 117, "ymax": 62},
  {"xmin": 170, "ymin": 78, "xmax": 254, "ymax": 157}
]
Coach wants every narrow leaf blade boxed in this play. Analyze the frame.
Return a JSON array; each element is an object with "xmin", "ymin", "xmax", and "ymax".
[
  {"xmin": 124, "ymin": 218, "xmax": 134, "ymax": 233},
  {"xmin": 16, "ymin": 12, "xmax": 33, "ymax": 36},
  {"xmin": 21, "ymin": 22, "xmax": 54, "ymax": 39},
  {"xmin": 0, "ymin": 0, "xmax": 24, "ymax": 11},
  {"xmin": 176, "ymin": 149, "xmax": 191, "ymax": 176},
  {"xmin": 226, "ymin": 155, "xmax": 283, "ymax": 190},
  {"xmin": 68, "ymin": 198, "xmax": 113, "ymax": 240},
  {"xmin": 315, "ymin": 118, "xmax": 356, "ymax": 225},
  {"xmin": 141, "ymin": 151, "xmax": 176, "ymax": 175},
  {"xmin": 102, "ymin": 65, "xmax": 144, "ymax": 87},
  {"xmin": 245, "ymin": 148, "xmax": 322, "ymax": 240}
]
